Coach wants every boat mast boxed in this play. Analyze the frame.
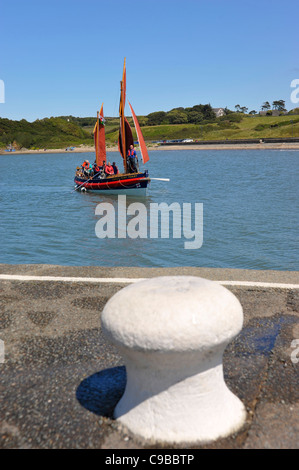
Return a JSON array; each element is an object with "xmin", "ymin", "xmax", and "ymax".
[
  {"xmin": 119, "ymin": 58, "xmax": 127, "ymax": 173},
  {"xmin": 95, "ymin": 110, "xmax": 100, "ymax": 163}
]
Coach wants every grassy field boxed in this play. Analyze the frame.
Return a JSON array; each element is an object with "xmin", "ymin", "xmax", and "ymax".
[{"xmin": 102, "ymin": 114, "xmax": 299, "ymax": 143}]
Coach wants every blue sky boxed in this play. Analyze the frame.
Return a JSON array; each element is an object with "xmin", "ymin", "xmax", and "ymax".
[{"xmin": 1, "ymin": 0, "xmax": 298, "ymax": 121}]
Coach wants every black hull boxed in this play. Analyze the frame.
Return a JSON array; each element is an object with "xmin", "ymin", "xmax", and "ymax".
[{"xmin": 74, "ymin": 171, "xmax": 150, "ymax": 194}]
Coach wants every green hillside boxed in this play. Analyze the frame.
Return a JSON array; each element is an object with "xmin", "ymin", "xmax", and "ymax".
[
  {"xmin": 0, "ymin": 117, "xmax": 92, "ymax": 149},
  {"xmin": 1, "ymin": 107, "xmax": 299, "ymax": 150}
]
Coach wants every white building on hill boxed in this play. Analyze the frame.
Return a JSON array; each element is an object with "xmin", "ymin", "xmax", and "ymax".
[{"xmin": 212, "ymin": 108, "xmax": 225, "ymax": 117}]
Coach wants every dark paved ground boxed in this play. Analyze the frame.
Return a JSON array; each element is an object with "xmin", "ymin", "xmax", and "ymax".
[{"xmin": 0, "ymin": 264, "xmax": 298, "ymax": 449}]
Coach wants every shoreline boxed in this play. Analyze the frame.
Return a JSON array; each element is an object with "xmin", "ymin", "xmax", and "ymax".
[
  {"xmin": 1, "ymin": 142, "xmax": 299, "ymax": 155},
  {"xmin": 1, "ymin": 263, "xmax": 298, "ymax": 283}
]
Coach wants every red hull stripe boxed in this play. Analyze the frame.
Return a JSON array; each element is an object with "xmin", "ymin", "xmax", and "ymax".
[{"xmin": 75, "ymin": 176, "xmax": 147, "ymax": 189}]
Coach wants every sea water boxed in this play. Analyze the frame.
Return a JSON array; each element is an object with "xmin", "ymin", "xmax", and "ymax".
[{"xmin": 0, "ymin": 149, "xmax": 298, "ymax": 270}]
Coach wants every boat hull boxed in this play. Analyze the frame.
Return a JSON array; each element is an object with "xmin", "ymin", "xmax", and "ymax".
[{"xmin": 74, "ymin": 171, "xmax": 150, "ymax": 195}]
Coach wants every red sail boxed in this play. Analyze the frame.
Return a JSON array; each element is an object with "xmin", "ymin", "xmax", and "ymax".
[
  {"xmin": 118, "ymin": 117, "xmax": 134, "ymax": 159},
  {"xmin": 128, "ymin": 101, "xmax": 149, "ymax": 164},
  {"xmin": 123, "ymin": 62, "xmax": 126, "ymax": 109},
  {"xmin": 119, "ymin": 58, "xmax": 126, "ymax": 114},
  {"xmin": 93, "ymin": 120, "xmax": 99, "ymax": 160},
  {"xmin": 94, "ymin": 103, "xmax": 106, "ymax": 166}
]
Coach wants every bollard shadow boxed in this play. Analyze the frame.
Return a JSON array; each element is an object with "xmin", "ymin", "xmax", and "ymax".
[{"xmin": 76, "ymin": 366, "xmax": 126, "ymax": 418}]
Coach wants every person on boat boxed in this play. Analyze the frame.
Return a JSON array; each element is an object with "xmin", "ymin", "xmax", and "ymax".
[
  {"xmin": 105, "ymin": 162, "xmax": 114, "ymax": 176},
  {"xmin": 93, "ymin": 161, "xmax": 101, "ymax": 175},
  {"xmin": 82, "ymin": 160, "xmax": 93, "ymax": 177},
  {"xmin": 81, "ymin": 160, "xmax": 88, "ymax": 176},
  {"xmin": 112, "ymin": 162, "xmax": 119, "ymax": 175},
  {"xmin": 127, "ymin": 144, "xmax": 138, "ymax": 173}
]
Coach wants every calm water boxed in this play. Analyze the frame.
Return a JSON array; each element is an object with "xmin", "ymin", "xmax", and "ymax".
[{"xmin": 0, "ymin": 149, "xmax": 298, "ymax": 270}]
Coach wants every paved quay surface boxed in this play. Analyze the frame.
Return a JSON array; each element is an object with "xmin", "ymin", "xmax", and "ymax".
[{"xmin": 0, "ymin": 263, "xmax": 298, "ymax": 449}]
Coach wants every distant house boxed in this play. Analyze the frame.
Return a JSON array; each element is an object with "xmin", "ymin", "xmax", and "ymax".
[{"xmin": 212, "ymin": 108, "xmax": 226, "ymax": 118}]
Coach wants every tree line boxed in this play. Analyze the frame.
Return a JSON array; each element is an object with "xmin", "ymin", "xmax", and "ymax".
[
  {"xmin": 144, "ymin": 104, "xmax": 217, "ymax": 125},
  {"xmin": 57, "ymin": 105, "xmax": 218, "ymax": 127},
  {"xmin": 56, "ymin": 100, "xmax": 292, "ymax": 128},
  {"xmin": 234, "ymin": 100, "xmax": 286, "ymax": 115}
]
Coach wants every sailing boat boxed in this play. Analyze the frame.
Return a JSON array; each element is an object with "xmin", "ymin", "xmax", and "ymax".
[{"xmin": 74, "ymin": 59, "xmax": 150, "ymax": 195}]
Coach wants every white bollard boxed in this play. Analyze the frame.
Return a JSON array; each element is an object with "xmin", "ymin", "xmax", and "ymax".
[{"xmin": 101, "ymin": 276, "xmax": 246, "ymax": 444}]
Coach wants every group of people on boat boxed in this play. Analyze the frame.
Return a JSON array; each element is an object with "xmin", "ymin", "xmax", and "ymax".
[
  {"xmin": 81, "ymin": 160, "xmax": 119, "ymax": 178},
  {"xmin": 80, "ymin": 144, "xmax": 139, "ymax": 179}
]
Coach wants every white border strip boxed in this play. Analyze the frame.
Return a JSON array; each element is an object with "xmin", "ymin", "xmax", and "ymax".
[
  {"xmin": 0, "ymin": 274, "xmax": 298, "ymax": 289},
  {"xmin": 220, "ymin": 280, "xmax": 299, "ymax": 289},
  {"xmin": 0, "ymin": 274, "xmax": 144, "ymax": 284}
]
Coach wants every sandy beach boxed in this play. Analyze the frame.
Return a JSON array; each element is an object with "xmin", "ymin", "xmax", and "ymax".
[
  {"xmin": 1, "ymin": 141, "xmax": 299, "ymax": 155},
  {"xmin": 147, "ymin": 142, "xmax": 299, "ymax": 151}
]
